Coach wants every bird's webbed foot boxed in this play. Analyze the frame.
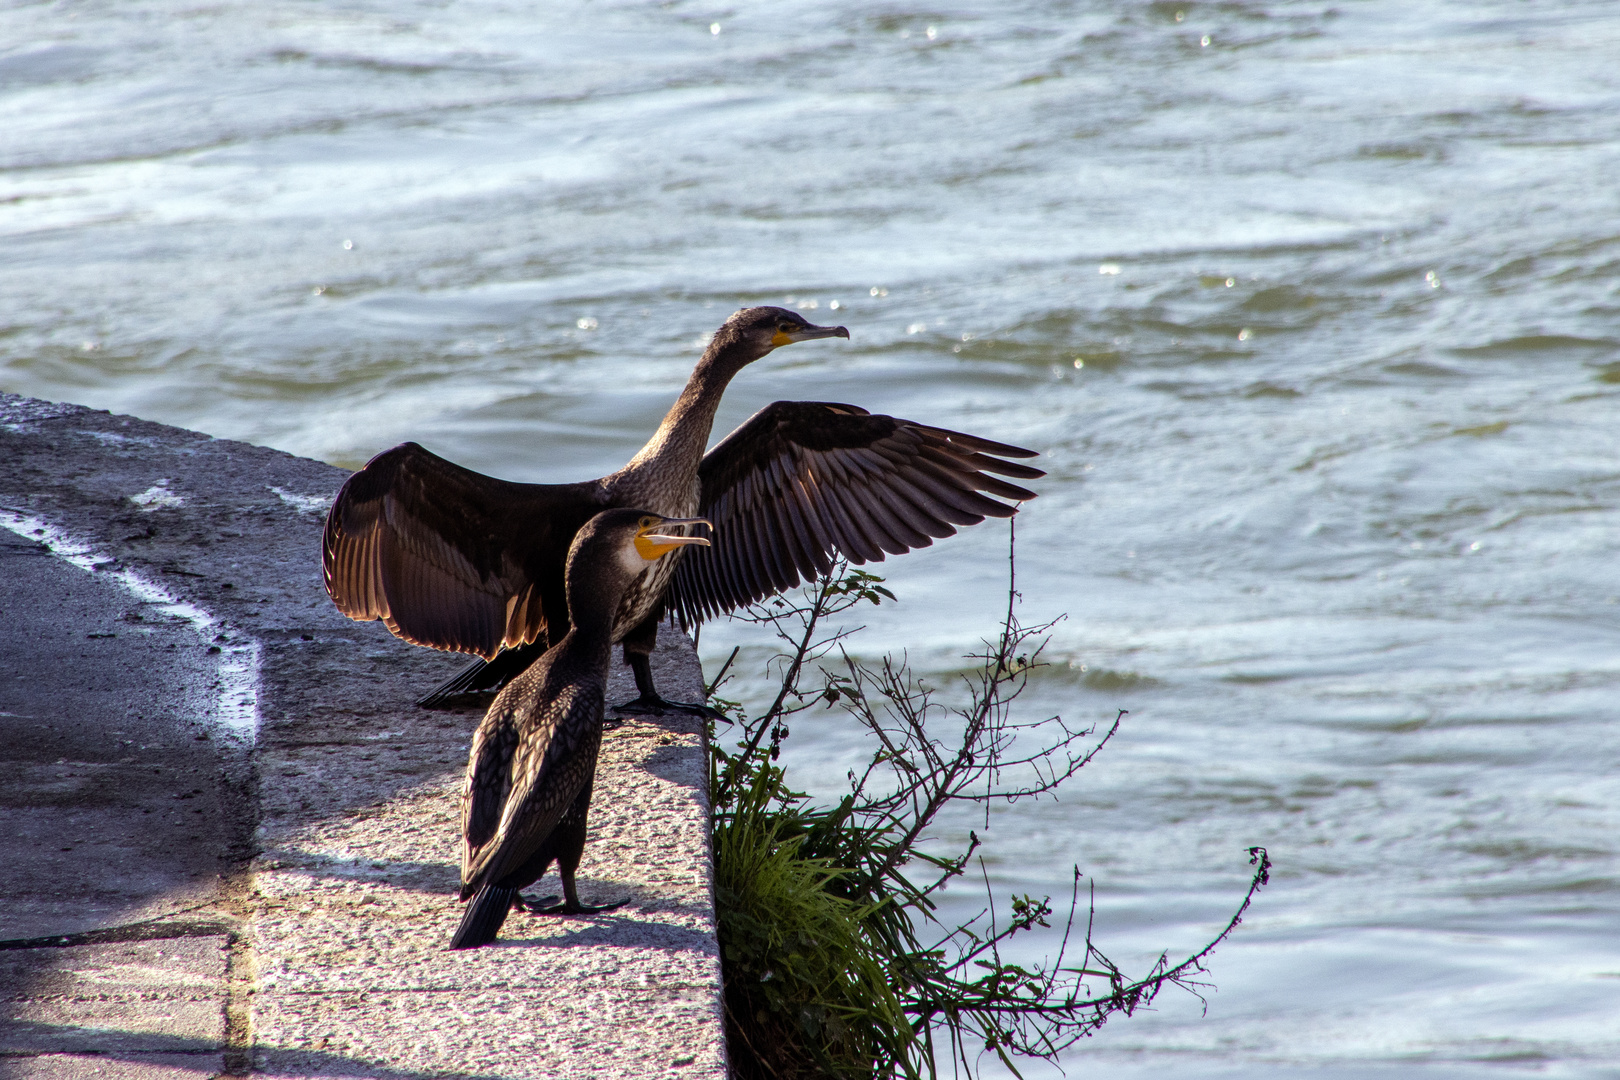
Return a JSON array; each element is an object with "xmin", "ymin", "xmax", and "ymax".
[
  {"xmin": 611, "ymin": 692, "xmax": 729, "ymax": 723},
  {"xmin": 511, "ymin": 893, "xmax": 560, "ymax": 913},
  {"xmin": 621, "ymin": 644, "xmax": 730, "ymax": 722},
  {"xmin": 531, "ymin": 896, "xmax": 630, "ymax": 916}
]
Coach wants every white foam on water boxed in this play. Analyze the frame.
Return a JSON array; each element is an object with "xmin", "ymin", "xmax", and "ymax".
[{"xmin": 0, "ymin": 509, "xmax": 260, "ymax": 743}]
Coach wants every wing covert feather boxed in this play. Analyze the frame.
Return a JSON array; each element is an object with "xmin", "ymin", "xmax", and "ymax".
[{"xmin": 322, "ymin": 442, "xmax": 603, "ymax": 659}]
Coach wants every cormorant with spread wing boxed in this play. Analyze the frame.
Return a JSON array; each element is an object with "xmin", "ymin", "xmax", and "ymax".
[
  {"xmin": 450, "ymin": 509, "xmax": 711, "ymax": 950},
  {"xmin": 323, "ymin": 306, "xmax": 1043, "ymax": 712}
]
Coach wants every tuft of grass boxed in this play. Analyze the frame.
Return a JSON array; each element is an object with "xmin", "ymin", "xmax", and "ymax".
[{"xmin": 715, "ymin": 764, "xmax": 912, "ymax": 1078}]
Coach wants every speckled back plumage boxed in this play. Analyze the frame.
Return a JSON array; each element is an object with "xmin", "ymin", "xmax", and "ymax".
[{"xmin": 459, "ymin": 643, "xmax": 609, "ymax": 897}]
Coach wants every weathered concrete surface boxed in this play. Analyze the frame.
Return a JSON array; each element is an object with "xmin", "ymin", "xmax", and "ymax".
[
  {"xmin": 0, "ymin": 526, "xmax": 235, "ymax": 943},
  {"xmin": 0, "ymin": 394, "xmax": 725, "ymax": 1080}
]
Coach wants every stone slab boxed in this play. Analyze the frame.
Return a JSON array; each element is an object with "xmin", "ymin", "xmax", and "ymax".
[{"xmin": 0, "ymin": 394, "xmax": 725, "ymax": 1079}]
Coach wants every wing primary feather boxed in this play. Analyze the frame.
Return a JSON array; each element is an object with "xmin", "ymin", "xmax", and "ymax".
[
  {"xmin": 789, "ymin": 474, "xmax": 837, "ymax": 576},
  {"xmin": 850, "ymin": 470, "xmax": 928, "ymax": 549},
  {"xmin": 766, "ymin": 492, "xmax": 801, "ymax": 593},
  {"xmin": 758, "ymin": 502, "xmax": 794, "ymax": 595},
  {"xmin": 882, "ymin": 473, "xmax": 966, "ymax": 538},
  {"xmin": 824, "ymin": 484, "xmax": 888, "ymax": 563},
  {"xmin": 701, "ymin": 510, "xmax": 745, "ymax": 615},
  {"xmin": 973, "ymin": 474, "xmax": 1041, "ymax": 502},
  {"xmin": 954, "ymin": 449, "xmax": 1047, "ymax": 481},
  {"xmin": 766, "ymin": 456, "xmax": 817, "ymax": 587},
  {"xmin": 672, "ymin": 547, "xmax": 706, "ymax": 626},
  {"xmin": 767, "ymin": 488, "xmax": 810, "ymax": 593},
  {"xmin": 843, "ymin": 447, "xmax": 892, "ymax": 480},
  {"xmin": 704, "ymin": 531, "xmax": 741, "ymax": 617},
  {"xmin": 911, "ymin": 424, "xmax": 1041, "ymax": 459},
  {"xmin": 797, "ymin": 468, "xmax": 844, "ymax": 556},
  {"xmin": 812, "ymin": 448, "xmax": 853, "ymax": 486},
  {"xmin": 871, "ymin": 484, "xmax": 946, "ymax": 544},
  {"xmin": 754, "ymin": 499, "xmax": 792, "ymax": 594},
  {"xmin": 738, "ymin": 502, "xmax": 774, "ymax": 603},
  {"xmin": 914, "ymin": 444, "xmax": 1040, "ymax": 501},
  {"xmin": 916, "ymin": 442, "xmax": 979, "ymax": 471},
  {"xmin": 699, "ymin": 531, "xmax": 738, "ymax": 615},
  {"xmin": 908, "ymin": 460, "xmax": 1013, "ymax": 521},
  {"xmin": 812, "ymin": 481, "xmax": 872, "ymax": 564},
  {"xmin": 869, "ymin": 435, "xmax": 924, "ymax": 471},
  {"xmin": 852, "ymin": 485, "xmax": 920, "ymax": 554},
  {"xmin": 730, "ymin": 499, "xmax": 761, "ymax": 603},
  {"xmin": 837, "ymin": 484, "xmax": 894, "ymax": 564},
  {"xmin": 706, "ymin": 541, "xmax": 735, "ymax": 619}
]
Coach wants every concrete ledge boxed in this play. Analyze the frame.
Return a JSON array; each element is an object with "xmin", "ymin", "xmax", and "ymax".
[{"xmin": 0, "ymin": 394, "xmax": 725, "ymax": 1079}]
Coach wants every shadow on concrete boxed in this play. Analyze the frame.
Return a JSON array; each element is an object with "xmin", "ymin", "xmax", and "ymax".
[
  {"xmin": 0, "ymin": 1024, "xmax": 516, "ymax": 1080},
  {"xmin": 496, "ymin": 911, "xmax": 720, "ymax": 954},
  {"xmin": 259, "ymin": 856, "xmax": 460, "ymax": 890},
  {"xmin": 0, "ymin": 918, "xmax": 233, "ymax": 953},
  {"xmin": 0, "ymin": 529, "xmax": 249, "ymax": 944}
]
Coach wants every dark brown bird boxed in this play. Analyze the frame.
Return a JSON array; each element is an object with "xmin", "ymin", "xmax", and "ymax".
[
  {"xmin": 322, "ymin": 305, "xmax": 1043, "ymax": 713},
  {"xmin": 449, "ymin": 509, "xmax": 711, "ymax": 950}
]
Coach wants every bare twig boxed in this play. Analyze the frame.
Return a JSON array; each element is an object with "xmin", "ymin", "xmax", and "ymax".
[{"xmin": 710, "ymin": 528, "xmax": 1269, "ymax": 1079}]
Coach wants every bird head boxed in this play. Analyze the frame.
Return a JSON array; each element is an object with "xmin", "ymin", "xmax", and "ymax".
[
  {"xmin": 708, "ymin": 306, "xmax": 850, "ymax": 368},
  {"xmin": 568, "ymin": 509, "xmax": 711, "ymax": 587}
]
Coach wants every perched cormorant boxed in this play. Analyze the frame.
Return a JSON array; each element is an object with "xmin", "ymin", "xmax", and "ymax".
[
  {"xmin": 322, "ymin": 305, "xmax": 1043, "ymax": 711},
  {"xmin": 449, "ymin": 509, "xmax": 711, "ymax": 951}
]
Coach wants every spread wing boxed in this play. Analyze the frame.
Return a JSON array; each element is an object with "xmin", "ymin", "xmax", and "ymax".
[
  {"xmin": 322, "ymin": 442, "xmax": 605, "ymax": 659},
  {"xmin": 670, "ymin": 401, "xmax": 1043, "ymax": 625}
]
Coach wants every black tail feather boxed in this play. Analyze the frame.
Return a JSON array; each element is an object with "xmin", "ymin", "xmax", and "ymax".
[
  {"xmin": 418, "ymin": 643, "xmax": 544, "ymax": 708},
  {"xmin": 449, "ymin": 884, "xmax": 519, "ymax": 950},
  {"xmin": 418, "ymin": 656, "xmax": 497, "ymax": 708}
]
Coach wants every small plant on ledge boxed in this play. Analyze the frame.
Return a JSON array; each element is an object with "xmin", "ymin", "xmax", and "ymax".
[{"xmin": 705, "ymin": 528, "xmax": 1270, "ymax": 1079}]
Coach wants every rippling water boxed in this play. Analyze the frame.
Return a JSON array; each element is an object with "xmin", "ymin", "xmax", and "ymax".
[{"xmin": 5, "ymin": 1, "xmax": 1620, "ymax": 1073}]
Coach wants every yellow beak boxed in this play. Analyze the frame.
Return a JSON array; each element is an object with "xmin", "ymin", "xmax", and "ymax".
[{"xmin": 634, "ymin": 517, "xmax": 713, "ymax": 560}]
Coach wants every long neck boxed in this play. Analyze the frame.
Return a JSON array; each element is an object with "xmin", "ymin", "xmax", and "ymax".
[
  {"xmin": 550, "ymin": 623, "xmax": 615, "ymax": 677},
  {"xmin": 623, "ymin": 342, "xmax": 750, "ymax": 474},
  {"xmin": 563, "ymin": 569, "xmax": 621, "ymax": 658}
]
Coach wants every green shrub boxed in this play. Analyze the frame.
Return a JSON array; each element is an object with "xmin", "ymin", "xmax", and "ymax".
[{"xmin": 706, "ymin": 539, "xmax": 1270, "ymax": 1079}]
